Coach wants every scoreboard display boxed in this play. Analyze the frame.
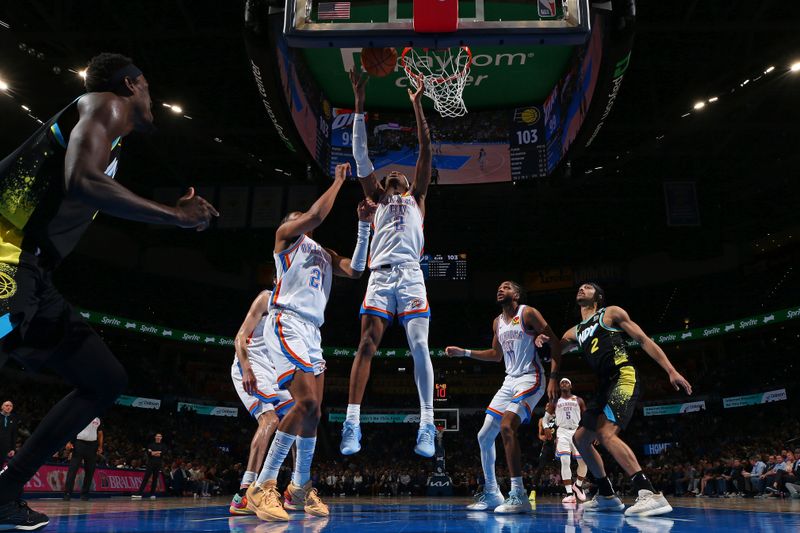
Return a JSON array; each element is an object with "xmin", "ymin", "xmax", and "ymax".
[{"xmin": 420, "ymin": 253, "xmax": 467, "ymax": 281}]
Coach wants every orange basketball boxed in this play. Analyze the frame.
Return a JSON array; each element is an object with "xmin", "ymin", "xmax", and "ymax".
[{"xmin": 360, "ymin": 47, "xmax": 398, "ymax": 77}]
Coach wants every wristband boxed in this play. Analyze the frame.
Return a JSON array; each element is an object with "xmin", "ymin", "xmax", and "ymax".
[{"xmin": 464, "ymin": 349, "xmax": 472, "ymax": 358}]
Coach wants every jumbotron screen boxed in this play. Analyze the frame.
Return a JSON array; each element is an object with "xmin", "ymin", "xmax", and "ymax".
[{"xmin": 420, "ymin": 253, "xmax": 467, "ymax": 281}]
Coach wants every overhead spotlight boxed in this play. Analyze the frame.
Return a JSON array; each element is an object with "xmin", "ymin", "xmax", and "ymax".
[
  {"xmin": 791, "ymin": 62, "xmax": 800, "ymax": 72},
  {"xmin": 170, "ymin": 105, "xmax": 183, "ymax": 114},
  {"xmin": 78, "ymin": 69, "xmax": 87, "ymax": 79},
  {"xmin": 693, "ymin": 101, "xmax": 705, "ymax": 110},
  {"xmin": 680, "ymin": 112, "xmax": 691, "ymax": 118},
  {"xmin": 764, "ymin": 66, "xmax": 775, "ymax": 74},
  {"xmin": 741, "ymin": 79, "xmax": 750, "ymax": 86},
  {"xmin": 708, "ymin": 96, "xmax": 718, "ymax": 103},
  {"xmin": 0, "ymin": 79, "xmax": 8, "ymax": 92},
  {"xmin": 21, "ymin": 105, "xmax": 29, "ymax": 111}
]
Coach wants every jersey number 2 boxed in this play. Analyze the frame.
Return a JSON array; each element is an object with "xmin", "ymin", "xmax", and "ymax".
[
  {"xmin": 590, "ymin": 338, "xmax": 599, "ymax": 354},
  {"xmin": 394, "ymin": 214, "xmax": 405, "ymax": 232},
  {"xmin": 309, "ymin": 268, "xmax": 322, "ymax": 289}
]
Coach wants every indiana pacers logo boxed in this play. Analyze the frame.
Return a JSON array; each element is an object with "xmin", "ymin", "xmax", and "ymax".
[{"xmin": 0, "ymin": 263, "xmax": 17, "ymax": 300}]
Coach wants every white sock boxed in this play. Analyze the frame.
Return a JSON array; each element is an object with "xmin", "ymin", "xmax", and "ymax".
[
  {"xmin": 511, "ymin": 476, "xmax": 524, "ymax": 492},
  {"xmin": 404, "ymin": 317, "xmax": 434, "ymax": 426},
  {"xmin": 575, "ymin": 478, "xmax": 584, "ymax": 489},
  {"xmin": 292, "ymin": 436, "xmax": 317, "ymax": 487},
  {"xmin": 477, "ymin": 415, "xmax": 501, "ymax": 495},
  {"xmin": 346, "ymin": 404, "xmax": 361, "ymax": 425},
  {"xmin": 241, "ymin": 471, "xmax": 257, "ymax": 488},
  {"xmin": 257, "ymin": 431, "xmax": 296, "ymax": 484},
  {"xmin": 565, "ymin": 484, "xmax": 573, "ymax": 494}
]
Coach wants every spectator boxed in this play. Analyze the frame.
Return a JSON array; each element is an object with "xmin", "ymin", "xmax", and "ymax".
[
  {"xmin": 132, "ymin": 433, "xmax": 165, "ymax": 499},
  {"xmin": 0, "ymin": 401, "xmax": 17, "ymax": 467}
]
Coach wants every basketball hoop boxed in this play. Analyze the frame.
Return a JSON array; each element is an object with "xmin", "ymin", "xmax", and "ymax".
[{"xmin": 401, "ymin": 46, "xmax": 472, "ymax": 118}]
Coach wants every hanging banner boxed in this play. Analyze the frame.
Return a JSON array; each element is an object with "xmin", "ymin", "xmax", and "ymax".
[
  {"xmin": 723, "ymin": 389, "xmax": 788, "ymax": 409},
  {"xmin": 114, "ymin": 395, "xmax": 161, "ymax": 410},
  {"xmin": 78, "ymin": 304, "xmax": 800, "ymax": 355},
  {"xmin": 24, "ymin": 465, "xmax": 165, "ymax": 494},
  {"xmin": 643, "ymin": 401, "xmax": 706, "ymax": 417}
]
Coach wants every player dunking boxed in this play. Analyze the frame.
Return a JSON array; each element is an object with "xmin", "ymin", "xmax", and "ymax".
[
  {"xmin": 228, "ymin": 284, "xmax": 295, "ymax": 515},
  {"xmin": 445, "ymin": 281, "xmax": 561, "ymax": 513},
  {"xmin": 246, "ymin": 164, "xmax": 374, "ymax": 522},
  {"xmin": 542, "ymin": 378, "xmax": 588, "ymax": 503},
  {"xmin": 340, "ymin": 69, "xmax": 437, "ymax": 457},
  {"xmin": 559, "ymin": 283, "xmax": 692, "ymax": 516},
  {"xmin": 0, "ymin": 53, "xmax": 216, "ymax": 530}
]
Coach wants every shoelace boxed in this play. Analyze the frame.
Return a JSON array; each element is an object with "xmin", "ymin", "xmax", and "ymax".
[
  {"xmin": 265, "ymin": 487, "xmax": 282, "ymax": 507},
  {"xmin": 307, "ymin": 488, "xmax": 324, "ymax": 506},
  {"xmin": 342, "ymin": 425, "xmax": 357, "ymax": 438},
  {"xmin": 505, "ymin": 494, "xmax": 523, "ymax": 506},
  {"xmin": 472, "ymin": 491, "xmax": 486, "ymax": 503},
  {"xmin": 418, "ymin": 427, "xmax": 434, "ymax": 445}
]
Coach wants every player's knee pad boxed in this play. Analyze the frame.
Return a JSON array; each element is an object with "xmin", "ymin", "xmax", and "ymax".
[{"xmin": 560, "ymin": 455, "xmax": 572, "ymax": 480}]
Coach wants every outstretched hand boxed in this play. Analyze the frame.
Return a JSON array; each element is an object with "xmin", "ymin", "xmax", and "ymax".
[
  {"xmin": 334, "ymin": 162, "xmax": 351, "ymax": 182},
  {"xmin": 350, "ymin": 67, "xmax": 368, "ymax": 110},
  {"xmin": 175, "ymin": 187, "xmax": 219, "ymax": 231},
  {"xmin": 534, "ymin": 334, "xmax": 550, "ymax": 348},
  {"xmin": 408, "ymin": 76, "xmax": 425, "ymax": 106},
  {"xmin": 669, "ymin": 370, "xmax": 693, "ymax": 395}
]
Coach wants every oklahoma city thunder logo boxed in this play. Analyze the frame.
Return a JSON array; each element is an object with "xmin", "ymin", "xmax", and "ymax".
[
  {"xmin": 410, "ymin": 298, "xmax": 424, "ymax": 309},
  {"xmin": 0, "ymin": 263, "xmax": 17, "ymax": 300},
  {"xmin": 511, "ymin": 316, "xmax": 520, "ymax": 326}
]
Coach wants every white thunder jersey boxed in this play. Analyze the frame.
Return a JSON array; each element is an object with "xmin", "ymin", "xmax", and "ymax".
[
  {"xmin": 369, "ymin": 193, "xmax": 424, "ymax": 267},
  {"xmin": 496, "ymin": 305, "xmax": 545, "ymax": 378},
  {"xmin": 556, "ymin": 396, "xmax": 581, "ymax": 430},
  {"xmin": 246, "ymin": 290, "xmax": 270, "ymax": 354},
  {"xmin": 271, "ymin": 235, "xmax": 332, "ymax": 327}
]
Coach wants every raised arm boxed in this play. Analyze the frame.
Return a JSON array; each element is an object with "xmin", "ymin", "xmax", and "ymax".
[
  {"xmin": 234, "ymin": 291, "xmax": 272, "ymax": 394},
  {"xmin": 408, "ymin": 81, "xmax": 432, "ymax": 209},
  {"xmin": 605, "ymin": 305, "xmax": 693, "ymax": 395},
  {"xmin": 65, "ymin": 101, "xmax": 218, "ymax": 230},
  {"xmin": 275, "ymin": 163, "xmax": 349, "ymax": 252},
  {"xmin": 445, "ymin": 318, "xmax": 503, "ymax": 362},
  {"xmin": 349, "ymin": 68, "xmax": 383, "ymax": 201},
  {"xmin": 327, "ymin": 198, "xmax": 376, "ymax": 279},
  {"xmin": 560, "ymin": 327, "xmax": 578, "ymax": 354},
  {"xmin": 523, "ymin": 306, "xmax": 562, "ymax": 401}
]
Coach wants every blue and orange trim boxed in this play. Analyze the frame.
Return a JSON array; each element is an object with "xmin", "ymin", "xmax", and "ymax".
[
  {"xmin": 397, "ymin": 300, "xmax": 430, "ymax": 325},
  {"xmin": 359, "ymin": 302, "xmax": 394, "ymax": 321},
  {"xmin": 274, "ymin": 313, "xmax": 314, "ymax": 373},
  {"xmin": 485, "ymin": 406, "xmax": 504, "ymax": 421}
]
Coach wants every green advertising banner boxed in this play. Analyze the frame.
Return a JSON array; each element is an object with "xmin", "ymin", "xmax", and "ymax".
[
  {"xmin": 114, "ymin": 395, "xmax": 161, "ymax": 410},
  {"xmin": 79, "ymin": 304, "xmax": 800, "ymax": 357},
  {"xmin": 723, "ymin": 389, "xmax": 788, "ymax": 409},
  {"xmin": 643, "ymin": 401, "xmax": 706, "ymax": 417},
  {"xmin": 327, "ymin": 413, "xmax": 420, "ymax": 424},
  {"xmin": 177, "ymin": 402, "xmax": 238, "ymax": 417}
]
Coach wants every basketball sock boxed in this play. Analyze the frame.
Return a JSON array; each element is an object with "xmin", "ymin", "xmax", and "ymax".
[
  {"xmin": 511, "ymin": 477, "xmax": 524, "ymax": 492},
  {"xmin": 240, "ymin": 471, "xmax": 257, "ymax": 488},
  {"xmin": 258, "ymin": 431, "xmax": 296, "ymax": 484},
  {"xmin": 597, "ymin": 476, "xmax": 615, "ymax": 497},
  {"xmin": 565, "ymin": 484, "xmax": 573, "ymax": 494},
  {"xmin": 631, "ymin": 471, "xmax": 655, "ymax": 493},
  {"xmin": 560, "ymin": 455, "xmax": 573, "ymax": 486},
  {"xmin": 477, "ymin": 415, "xmax": 501, "ymax": 494},
  {"xmin": 575, "ymin": 477, "xmax": 585, "ymax": 489},
  {"xmin": 346, "ymin": 404, "xmax": 361, "ymax": 425},
  {"xmin": 404, "ymin": 317, "xmax": 434, "ymax": 426},
  {"xmin": 292, "ymin": 436, "xmax": 317, "ymax": 487}
]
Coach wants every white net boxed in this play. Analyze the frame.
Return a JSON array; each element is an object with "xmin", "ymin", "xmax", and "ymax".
[{"xmin": 401, "ymin": 47, "xmax": 472, "ymax": 118}]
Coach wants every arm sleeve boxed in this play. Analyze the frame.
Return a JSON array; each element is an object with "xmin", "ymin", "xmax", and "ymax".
[
  {"xmin": 351, "ymin": 221, "xmax": 371, "ymax": 272},
  {"xmin": 352, "ymin": 113, "xmax": 374, "ymax": 178}
]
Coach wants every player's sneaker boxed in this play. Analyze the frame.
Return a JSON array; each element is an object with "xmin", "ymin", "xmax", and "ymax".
[
  {"xmin": 626, "ymin": 516, "xmax": 675, "ymax": 533},
  {"xmin": 229, "ymin": 490, "xmax": 254, "ymax": 515},
  {"xmin": 528, "ymin": 489, "xmax": 536, "ymax": 503},
  {"xmin": 466, "ymin": 490, "xmax": 505, "ymax": 511},
  {"xmin": 573, "ymin": 484, "xmax": 587, "ymax": 501},
  {"xmin": 582, "ymin": 494, "xmax": 625, "ymax": 512},
  {"xmin": 247, "ymin": 480, "xmax": 288, "ymax": 522},
  {"xmin": 340, "ymin": 421, "xmax": 362, "ymax": 455},
  {"xmin": 413, "ymin": 423, "xmax": 437, "ymax": 458},
  {"xmin": 493, "ymin": 488, "xmax": 532, "ymax": 514},
  {"xmin": 0, "ymin": 499, "xmax": 49, "ymax": 531},
  {"xmin": 624, "ymin": 490, "xmax": 673, "ymax": 517},
  {"xmin": 130, "ymin": 494, "xmax": 142, "ymax": 500},
  {"xmin": 562, "ymin": 494, "xmax": 577, "ymax": 504},
  {"xmin": 284, "ymin": 481, "xmax": 329, "ymax": 517},
  {"xmin": 282, "ymin": 484, "xmax": 304, "ymax": 512}
]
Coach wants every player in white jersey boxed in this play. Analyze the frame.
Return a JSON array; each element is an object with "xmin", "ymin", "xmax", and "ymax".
[
  {"xmin": 446, "ymin": 281, "xmax": 562, "ymax": 514},
  {"xmin": 247, "ymin": 163, "xmax": 374, "ymax": 522},
  {"xmin": 341, "ymin": 69, "xmax": 437, "ymax": 458},
  {"xmin": 542, "ymin": 378, "xmax": 588, "ymax": 503},
  {"xmin": 228, "ymin": 286, "xmax": 295, "ymax": 515}
]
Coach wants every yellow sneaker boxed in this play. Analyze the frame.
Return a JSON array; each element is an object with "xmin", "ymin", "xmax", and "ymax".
[
  {"xmin": 285, "ymin": 481, "xmax": 329, "ymax": 517},
  {"xmin": 247, "ymin": 480, "xmax": 289, "ymax": 522}
]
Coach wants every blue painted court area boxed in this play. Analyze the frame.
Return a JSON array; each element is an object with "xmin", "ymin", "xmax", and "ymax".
[
  {"xmin": 374, "ymin": 148, "xmax": 470, "ymax": 170},
  {"xmin": 41, "ymin": 501, "xmax": 800, "ymax": 532}
]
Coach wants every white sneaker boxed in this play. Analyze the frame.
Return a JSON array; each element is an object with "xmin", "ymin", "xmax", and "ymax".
[
  {"xmin": 562, "ymin": 494, "xmax": 577, "ymax": 504},
  {"xmin": 573, "ymin": 484, "xmax": 586, "ymax": 501},
  {"xmin": 581, "ymin": 494, "xmax": 624, "ymax": 512},
  {"xmin": 466, "ymin": 490, "xmax": 505, "ymax": 511},
  {"xmin": 624, "ymin": 490, "xmax": 673, "ymax": 517},
  {"xmin": 626, "ymin": 516, "xmax": 676, "ymax": 533},
  {"xmin": 130, "ymin": 494, "xmax": 142, "ymax": 500},
  {"xmin": 494, "ymin": 488, "xmax": 531, "ymax": 514}
]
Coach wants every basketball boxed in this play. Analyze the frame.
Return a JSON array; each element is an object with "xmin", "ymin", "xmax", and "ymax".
[{"xmin": 361, "ymin": 47, "xmax": 398, "ymax": 77}]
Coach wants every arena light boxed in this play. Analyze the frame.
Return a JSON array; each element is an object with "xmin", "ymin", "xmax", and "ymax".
[
  {"xmin": 791, "ymin": 62, "xmax": 800, "ymax": 73},
  {"xmin": 170, "ymin": 105, "xmax": 183, "ymax": 114},
  {"xmin": 78, "ymin": 69, "xmax": 87, "ymax": 79},
  {"xmin": 692, "ymin": 101, "xmax": 705, "ymax": 110},
  {"xmin": 0, "ymin": 79, "xmax": 8, "ymax": 92},
  {"xmin": 680, "ymin": 112, "xmax": 691, "ymax": 118},
  {"xmin": 740, "ymin": 79, "xmax": 750, "ymax": 86},
  {"xmin": 21, "ymin": 105, "xmax": 29, "ymax": 111},
  {"xmin": 708, "ymin": 96, "xmax": 718, "ymax": 103},
  {"xmin": 764, "ymin": 66, "xmax": 775, "ymax": 74}
]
